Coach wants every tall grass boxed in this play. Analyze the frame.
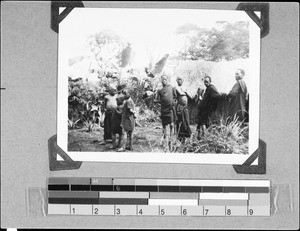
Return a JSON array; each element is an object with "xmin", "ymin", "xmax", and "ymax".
[
  {"xmin": 182, "ymin": 117, "xmax": 248, "ymax": 154},
  {"xmin": 141, "ymin": 116, "xmax": 248, "ymax": 154}
]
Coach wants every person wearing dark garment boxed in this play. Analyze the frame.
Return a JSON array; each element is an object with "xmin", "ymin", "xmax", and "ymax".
[
  {"xmin": 117, "ymin": 89, "xmax": 136, "ymax": 152},
  {"xmin": 194, "ymin": 87, "xmax": 205, "ymax": 139},
  {"xmin": 110, "ymin": 86, "xmax": 125, "ymax": 149},
  {"xmin": 198, "ymin": 76, "xmax": 220, "ymax": 137},
  {"xmin": 174, "ymin": 76, "xmax": 192, "ymax": 141},
  {"xmin": 99, "ymin": 86, "xmax": 117, "ymax": 145},
  {"xmin": 228, "ymin": 69, "xmax": 249, "ymax": 123},
  {"xmin": 155, "ymin": 75, "xmax": 177, "ymax": 145}
]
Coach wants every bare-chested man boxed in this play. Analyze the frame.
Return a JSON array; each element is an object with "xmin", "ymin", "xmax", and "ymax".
[{"xmin": 100, "ymin": 86, "xmax": 117, "ymax": 145}]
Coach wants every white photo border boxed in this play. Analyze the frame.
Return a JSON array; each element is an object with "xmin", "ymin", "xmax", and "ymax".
[{"xmin": 57, "ymin": 8, "xmax": 260, "ymax": 165}]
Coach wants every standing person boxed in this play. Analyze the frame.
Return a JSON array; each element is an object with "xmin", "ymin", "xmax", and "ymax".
[
  {"xmin": 228, "ymin": 69, "xmax": 248, "ymax": 122},
  {"xmin": 110, "ymin": 86, "xmax": 125, "ymax": 149},
  {"xmin": 198, "ymin": 76, "xmax": 220, "ymax": 136},
  {"xmin": 174, "ymin": 76, "xmax": 192, "ymax": 141},
  {"xmin": 99, "ymin": 86, "xmax": 117, "ymax": 145},
  {"xmin": 118, "ymin": 89, "xmax": 136, "ymax": 151},
  {"xmin": 155, "ymin": 75, "xmax": 177, "ymax": 148},
  {"xmin": 194, "ymin": 87, "xmax": 204, "ymax": 139}
]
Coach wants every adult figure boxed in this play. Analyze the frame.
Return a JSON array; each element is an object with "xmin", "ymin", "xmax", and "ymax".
[
  {"xmin": 174, "ymin": 77, "xmax": 192, "ymax": 141},
  {"xmin": 228, "ymin": 69, "xmax": 248, "ymax": 122},
  {"xmin": 99, "ymin": 86, "xmax": 117, "ymax": 145},
  {"xmin": 155, "ymin": 75, "xmax": 177, "ymax": 146},
  {"xmin": 198, "ymin": 76, "xmax": 220, "ymax": 135}
]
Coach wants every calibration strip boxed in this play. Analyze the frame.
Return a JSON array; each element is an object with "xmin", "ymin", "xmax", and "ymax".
[{"xmin": 47, "ymin": 178, "xmax": 270, "ymax": 216}]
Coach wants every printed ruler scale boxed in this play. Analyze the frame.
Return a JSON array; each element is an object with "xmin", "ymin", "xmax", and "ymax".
[{"xmin": 47, "ymin": 178, "xmax": 270, "ymax": 216}]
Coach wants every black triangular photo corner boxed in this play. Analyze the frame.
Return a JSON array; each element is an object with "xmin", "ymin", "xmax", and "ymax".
[
  {"xmin": 233, "ymin": 139, "xmax": 266, "ymax": 174},
  {"xmin": 48, "ymin": 134, "xmax": 82, "ymax": 171},
  {"xmin": 49, "ymin": 1, "xmax": 84, "ymax": 170},
  {"xmin": 51, "ymin": 1, "xmax": 84, "ymax": 33},
  {"xmin": 233, "ymin": 2, "xmax": 269, "ymax": 174},
  {"xmin": 236, "ymin": 2, "xmax": 270, "ymax": 38}
]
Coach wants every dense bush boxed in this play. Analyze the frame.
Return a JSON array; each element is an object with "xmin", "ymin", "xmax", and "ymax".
[{"xmin": 68, "ymin": 79, "xmax": 105, "ymax": 130}]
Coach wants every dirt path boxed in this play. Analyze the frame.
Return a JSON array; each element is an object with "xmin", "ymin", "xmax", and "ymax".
[{"xmin": 68, "ymin": 122, "xmax": 198, "ymax": 152}]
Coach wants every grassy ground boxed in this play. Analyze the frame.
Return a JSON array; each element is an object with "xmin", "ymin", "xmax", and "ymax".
[{"xmin": 68, "ymin": 122, "xmax": 248, "ymax": 154}]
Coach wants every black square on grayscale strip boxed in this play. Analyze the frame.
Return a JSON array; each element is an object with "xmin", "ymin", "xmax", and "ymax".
[{"xmin": 48, "ymin": 184, "xmax": 69, "ymax": 191}]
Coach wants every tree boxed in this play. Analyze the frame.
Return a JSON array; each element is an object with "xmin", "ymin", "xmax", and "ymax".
[
  {"xmin": 87, "ymin": 30, "xmax": 133, "ymax": 80},
  {"xmin": 176, "ymin": 22, "xmax": 249, "ymax": 61}
]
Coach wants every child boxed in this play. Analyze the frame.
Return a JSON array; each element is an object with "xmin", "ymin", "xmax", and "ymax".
[
  {"xmin": 110, "ymin": 87, "xmax": 125, "ymax": 149},
  {"xmin": 99, "ymin": 86, "xmax": 117, "ymax": 145},
  {"xmin": 195, "ymin": 87, "xmax": 204, "ymax": 140},
  {"xmin": 117, "ymin": 89, "xmax": 136, "ymax": 152}
]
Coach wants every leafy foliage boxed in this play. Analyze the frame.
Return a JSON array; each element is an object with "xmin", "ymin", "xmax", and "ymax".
[
  {"xmin": 176, "ymin": 21, "xmax": 249, "ymax": 61},
  {"xmin": 68, "ymin": 118, "xmax": 80, "ymax": 129},
  {"xmin": 68, "ymin": 78, "xmax": 105, "ymax": 131},
  {"xmin": 87, "ymin": 29, "xmax": 132, "ymax": 80}
]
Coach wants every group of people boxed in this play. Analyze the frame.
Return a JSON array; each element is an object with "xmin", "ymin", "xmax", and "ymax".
[
  {"xmin": 155, "ymin": 68, "xmax": 248, "ymax": 144},
  {"xmin": 99, "ymin": 68, "xmax": 248, "ymax": 151},
  {"xmin": 99, "ymin": 86, "xmax": 136, "ymax": 151}
]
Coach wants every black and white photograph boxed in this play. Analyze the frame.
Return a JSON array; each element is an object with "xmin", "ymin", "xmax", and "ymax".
[{"xmin": 57, "ymin": 8, "xmax": 260, "ymax": 164}]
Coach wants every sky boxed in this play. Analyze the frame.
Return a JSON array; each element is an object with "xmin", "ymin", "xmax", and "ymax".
[{"xmin": 60, "ymin": 8, "xmax": 251, "ymax": 67}]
